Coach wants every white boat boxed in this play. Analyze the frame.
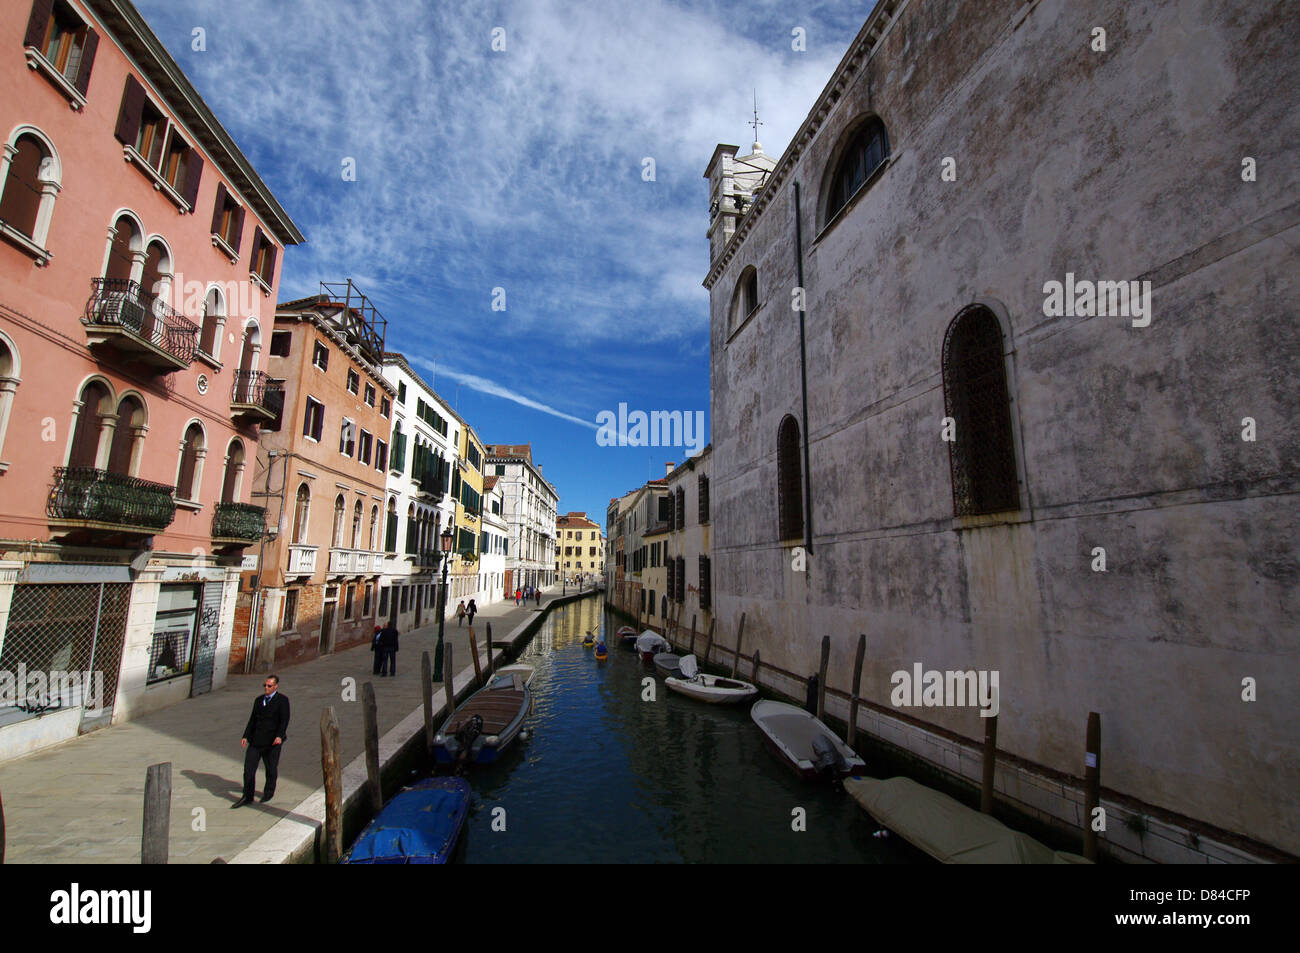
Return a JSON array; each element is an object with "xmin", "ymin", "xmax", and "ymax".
[
  {"xmin": 616, "ymin": 626, "xmax": 639, "ymax": 647},
  {"xmin": 653, "ymin": 652, "xmax": 682, "ymax": 678},
  {"xmin": 492, "ymin": 663, "xmax": 535, "ymax": 688},
  {"xmin": 750, "ymin": 699, "xmax": 865, "ymax": 779},
  {"xmin": 635, "ymin": 631, "xmax": 668, "ymax": 662},
  {"xmin": 665, "ymin": 655, "xmax": 759, "ymax": 704}
]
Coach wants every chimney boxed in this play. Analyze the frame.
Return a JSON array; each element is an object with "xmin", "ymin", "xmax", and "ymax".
[{"xmin": 665, "ymin": 461, "xmax": 675, "ymax": 477}]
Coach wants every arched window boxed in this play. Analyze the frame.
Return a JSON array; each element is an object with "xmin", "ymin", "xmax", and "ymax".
[
  {"xmin": 200, "ymin": 287, "xmax": 225, "ymax": 359},
  {"xmin": 405, "ymin": 503, "xmax": 417, "ymax": 554},
  {"xmin": 777, "ymin": 414, "xmax": 803, "ymax": 541},
  {"xmin": 368, "ymin": 504, "xmax": 379, "ymax": 551},
  {"xmin": 942, "ymin": 305, "xmax": 1020, "ymax": 516},
  {"xmin": 0, "ymin": 332, "xmax": 20, "ymax": 466},
  {"xmin": 221, "ymin": 439, "xmax": 245, "ymax": 503},
  {"xmin": 351, "ymin": 499, "xmax": 362, "ymax": 548},
  {"xmin": 175, "ymin": 422, "xmax": 205, "ymax": 501},
  {"xmin": 331, "ymin": 494, "xmax": 346, "ymax": 547},
  {"xmin": 0, "ymin": 129, "xmax": 61, "ymax": 256},
  {"xmin": 103, "ymin": 212, "xmax": 141, "ymax": 282},
  {"xmin": 730, "ymin": 266, "xmax": 759, "ymax": 330},
  {"xmin": 825, "ymin": 116, "xmax": 889, "ymax": 222},
  {"xmin": 68, "ymin": 379, "xmax": 112, "ymax": 468},
  {"xmin": 107, "ymin": 394, "xmax": 146, "ymax": 476},
  {"xmin": 384, "ymin": 497, "xmax": 398, "ymax": 552},
  {"xmin": 292, "ymin": 483, "xmax": 311, "ymax": 543},
  {"xmin": 238, "ymin": 319, "xmax": 260, "ymax": 374}
]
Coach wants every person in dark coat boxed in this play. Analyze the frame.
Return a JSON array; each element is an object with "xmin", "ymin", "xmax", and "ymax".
[
  {"xmin": 235, "ymin": 674, "xmax": 289, "ymax": 807},
  {"xmin": 466, "ymin": 599, "xmax": 478, "ymax": 627},
  {"xmin": 534, "ymin": 587, "xmax": 541, "ymax": 605},
  {"xmin": 376, "ymin": 623, "xmax": 400, "ymax": 676},
  {"xmin": 371, "ymin": 625, "xmax": 383, "ymax": 675}
]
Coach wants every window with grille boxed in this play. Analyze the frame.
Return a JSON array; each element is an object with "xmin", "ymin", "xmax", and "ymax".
[
  {"xmin": 777, "ymin": 415, "xmax": 803, "ymax": 541},
  {"xmin": 282, "ymin": 589, "xmax": 298, "ymax": 631},
  {"xmin": 698, "ymin": 555, "xmax": 711, "ymax": 610},
  {"xmin": 826, "ymin": 116, "xmax": 889, "ymax": 221},
  {"xmin": 675, "ymin": 487, "xmax": 685, "ymax": 529},
  {"xmin": 698, "ymin": 475, "xmax": 709, "ymax": 523},
  {"xmin": 942, "ymin": 305, "xmax": 1020, "ymax": 516}
]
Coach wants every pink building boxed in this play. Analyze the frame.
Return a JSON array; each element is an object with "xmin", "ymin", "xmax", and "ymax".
[{"xmin": 0, "ymin": 0, "xmax": 303, "ymax": 760}]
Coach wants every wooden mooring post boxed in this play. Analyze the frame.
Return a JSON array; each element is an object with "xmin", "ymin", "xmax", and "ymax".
[
  {"xmin": 730, "ymin": 613, "xmax": 746, "ymax": 679},
  {"xmin": 141, "ymin": 761, "xmax": 171, "ymax": 864},
  {"xmin": 421, "ymin": 651, "xmax": 435, "ymax": 752},
  {"xmin": 702, "ymin": 618, "xmax": 716, "ymax": 664},
  {"xmin": 469, "ymin": 628, "xmax": 483, "ymax": 686},
  {"xmin": 362, "ymin": 681, "xmax": 382, "ymax": 814},
  {"xmin": 320, "ymin": 707, "xmax": 343, "ymax": 863},
  {"xmin": 1083, "ymin": 711, "xmax": 1101, "ymax": 861},
  {"xmin": 485, "ymin": 622, "xmax": 495, "ymax": 675},
  {"xmin": 980, "ymin": 714, "xmax": 998, "ymax": 814},
  {"xmin": 816, "ymin": 636, "xmax": 830, "ymax": 722},
  {"xmin": 847, "ymin": 633, "xmax": 865, "ymax": 748},
  {"xmin": 443, "ymin": 643, "xmax": 456, "ymax": 718},
  {"xmin": 752, "ymin": 649, "xmax": 761, "ymax": 685}
]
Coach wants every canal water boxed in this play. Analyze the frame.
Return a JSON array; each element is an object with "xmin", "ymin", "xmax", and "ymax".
[{"xmin": 455, "ymin": 596, "xmax": 924, "ymax": 863}]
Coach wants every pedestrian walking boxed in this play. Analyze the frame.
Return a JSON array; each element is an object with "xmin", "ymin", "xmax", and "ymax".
[
  {"xmin": 376, "ymin": 621, "xmax": 400, "ymax": 676},
  {"xmin": 467, "ymin": 598, "xmax": 478, "ymax": 627},
  {"xmin": 456, "ymin": 600, "xmax": 467, "ymax": 627},
  {"xmin": 515, "ymin": 587, "xmax": 522, "ymax": 606},
  {"xmin": 370, "ymin": 624, "xmax": 383, "ymax": 675},
  {"xmin": 534, "ymin": 586, "xmax": 541, "ymax": 606},
  {"xmin": 234, "ymin": 674, "xmax": 289, "ymax": 807}
]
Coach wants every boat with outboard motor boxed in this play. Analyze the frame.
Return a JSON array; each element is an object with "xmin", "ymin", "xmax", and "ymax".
[
  {"xmin": 635, "ymin": 630, "xmax": 669, "ymax": 662},
  {"xmin": 653, "ymin": 652, "xmax": 682, "ymax": 678},
  {"xmin": 432, "ymin": 669, "xmax": 532, "ymax": 765},
  {"xmin": 341, "ymin": 776, "xmax": 471, "ymax": 864},
  {"xmin": 750, "ymin": 699, "xmax": 865, "ymax": 779}
]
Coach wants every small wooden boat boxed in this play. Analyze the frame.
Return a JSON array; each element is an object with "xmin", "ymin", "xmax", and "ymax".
[
  {"xmin": 636, "ymin": 631, "xmax": 668, "ymax": 662},
  {"xmin": 594, "ymin": 641, "xmax": 608, "ymax": 661},
  {"xmin": 341, "ymin": 777, "xmax": 470, "ymax": 864},
  {"xmin": 432, "ymin": 670, "xmax": 531, "ymax": 765},
  {"xmin": 616, "ymin": 626, "xmax": 639, "ymax": 648},
  {"xmin": 653, "ymin": 652, "xmax": 682, "ymax": 678},
  {"xmin": 666, "ymin": 654, "xmax": 758, "ymax": 704},
  {"xmin": 493, "ymin": 663, "xmax": 535, "ymax": 688},
  {"xmin": 750, "ymin": 699, "xmax": 865, "ymax": 779},
  {"xmin": 844, "ymin": 777, "xmax": 1091, "ymax": 863}
]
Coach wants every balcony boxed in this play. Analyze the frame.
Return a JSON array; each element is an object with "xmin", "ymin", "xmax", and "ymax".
[
  {"xmin": 46, "ymin": 466, "xmax": 176, "ymax": 537},
  {"xmin": 286, "ymin": 544, "xmax": 318, "ymax": 578},
  {"xmin": 328, "ymin": 547, "xmax": 383, "ymax": 577},
  {"xmin": 211, "ymin": 502, "xmax": 265, "ymax": 546},
  {"xmin": 83, "ymin": 278, "xmax": 199, "ymax": 371},
  {"xmin": 230, "ymin": 371, "xmax": 282, "ymax": 423}
]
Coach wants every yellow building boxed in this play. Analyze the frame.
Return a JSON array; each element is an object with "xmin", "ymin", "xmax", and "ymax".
[
  {"xmin": 555, "ymin": 512, "xmax": 605, "ymax": 585},
  {"xmin": 448, "ymin": 424, "xmax": 487, "ymax": 607}
]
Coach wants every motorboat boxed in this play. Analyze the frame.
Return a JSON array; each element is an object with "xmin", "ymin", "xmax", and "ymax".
[
  {"xmin": 844, "ymin": 777, "xmax": 1091, "ymax": 863},
  {"xmin": 652, "ymin": 652, "xmax": 682, "ymax": 678},
  {"xmin": 750, "ymin": 699, "xmax": 865, "ymax": 779},
  {"xmin": 432, "ymin": 669, "xmax": 531, "ymax": 765},
  {"xmin": 665, "ymin": 654, "xmax": 758, "ymax": 704},
  {"xmin": 616, "ymin": 626, "xmax": 639, "ymax": 648},
  {"xmin": 493, "ymin": 663, "xmax": 535, "ymax": 688},
  {"xmin": 635, "ymin": 631, "xmax": 668, "ymax": 662},
  {"xmin": 341, "ymin": 777, "xmax": 470, "ymax": 864}
]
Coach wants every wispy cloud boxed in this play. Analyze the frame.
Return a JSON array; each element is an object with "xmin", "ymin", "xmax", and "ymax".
[{"xmin": 407, "ymin": 356, "xmax": 598, "ymax": 431}]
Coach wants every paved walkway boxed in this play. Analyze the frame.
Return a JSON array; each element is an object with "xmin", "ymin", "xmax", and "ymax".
[{"xmin": 0, "ymin": 585, "xmax": 593, "ymax": 863}]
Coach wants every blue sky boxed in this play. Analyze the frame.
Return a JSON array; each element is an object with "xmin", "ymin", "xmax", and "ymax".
[{"xmin": 136, "ymin": 0, "xmax": 871, "ymax": 526}]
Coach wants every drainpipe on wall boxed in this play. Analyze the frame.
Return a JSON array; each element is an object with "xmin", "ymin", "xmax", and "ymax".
[{"xmin": 793, "ymin": 182, "xmax": 813, "ymax": 557}]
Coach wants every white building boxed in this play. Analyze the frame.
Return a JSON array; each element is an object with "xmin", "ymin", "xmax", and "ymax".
[
  {"xmin": 380, "ymin": 353, "xmax": 458, "ymax": 631},
  {"xmin": 478, "ymin": 476, "xmax": 508, "ymax": 607},
  {"xmin": 483, "ymin": 444, "xmax": 558, "ymax": 593}
]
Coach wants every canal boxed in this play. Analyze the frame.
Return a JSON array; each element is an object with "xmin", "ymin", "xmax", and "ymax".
[{"xmin": 453, "ymin": 595, "xmax": 924, "ymax": 863}]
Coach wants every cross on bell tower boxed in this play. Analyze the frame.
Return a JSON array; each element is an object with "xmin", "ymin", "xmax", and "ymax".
[{"xmin": 749, "ymin": 90, "xmax": 764, "ymax": 152}]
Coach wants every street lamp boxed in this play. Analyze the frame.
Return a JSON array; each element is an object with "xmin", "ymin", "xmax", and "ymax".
[{"xmin": 433, "ymin": 526, "xmax": 455, "ymax": 680}]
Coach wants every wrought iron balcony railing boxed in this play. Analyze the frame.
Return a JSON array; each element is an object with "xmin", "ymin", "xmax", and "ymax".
[
  {"xmin": 47, "ymin": 466, "xmax": 177, "ymax": 532},
  {"xmin": 230, "ymin": 370, "xmax": 281, "ymax": 421},
  {"xmin": 83, "ymin": 277, "xmax": 199, "ymax": 369},
  {"xmin": 212, "ymin": 501, "xmax": 265, "ymax": 542}
]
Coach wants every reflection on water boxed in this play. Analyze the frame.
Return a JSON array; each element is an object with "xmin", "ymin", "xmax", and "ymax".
[{"xmin": 460, "ymin": 596, "xmax": 922, "ymax": 863}]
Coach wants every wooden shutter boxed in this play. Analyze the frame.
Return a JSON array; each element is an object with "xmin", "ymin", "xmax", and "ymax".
[
  {"xmin": 114, "ymin": 75, "xmax": 146, "ymax": 145},
  {"xmin": 24, "ymin": 0, "xmax": 54, "ymax": 49},
  {"xmin": 75, "ymin": 28, "xmax": 98, "ymax": 95},
  {"xmin": 231, "ymin": 204, "xmax": 245, "ymax": 254},
  {"xmin": 262, "ymin": 239, "xmax": 278, "ymax": 284},
  {"xmin": 182, "ymin": 146, "xmax": 203, "ymax": 208},
  {"xmin": 210, "ymin": 183, "xmax": 228, "ymax": 235}
]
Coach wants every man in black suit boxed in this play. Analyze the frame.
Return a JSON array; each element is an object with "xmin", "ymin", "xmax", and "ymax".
[
  {"xmin": 375, "ymin": 623, "xmax": 400, "ymax": 677},
  {"xmin": 234, "ymin": 674, "xmax": 290, "ymax": 807}
]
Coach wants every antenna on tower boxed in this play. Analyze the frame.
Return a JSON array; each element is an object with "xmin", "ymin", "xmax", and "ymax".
[{"xmin": 749, "ymin": 90, "xmax": 764, "ymax": 152}]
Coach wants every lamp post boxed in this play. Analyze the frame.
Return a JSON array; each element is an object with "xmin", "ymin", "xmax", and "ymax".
[{"xmin": 432, "ymin": 526, "xmax": 454, "ymax": 681}]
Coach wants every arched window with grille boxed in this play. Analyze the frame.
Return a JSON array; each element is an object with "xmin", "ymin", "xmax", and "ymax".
[
  {"xmin": 107, "ymin": 394, "xmax": 147, "ymax": 476},
  {"xmin": 777, "ymin": 414, "xmax": 803, "ymax": 541},
  {"xmin": 68, "ymin": 378, "xmax": 112, "ymax": 469},
  {"xmin": 825, "ymin": 116, "xmax": 889, "ymax": 223},
  {"xmin": 942, "ymin": 305, "xmax": 1020, "ymax": 516}
]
